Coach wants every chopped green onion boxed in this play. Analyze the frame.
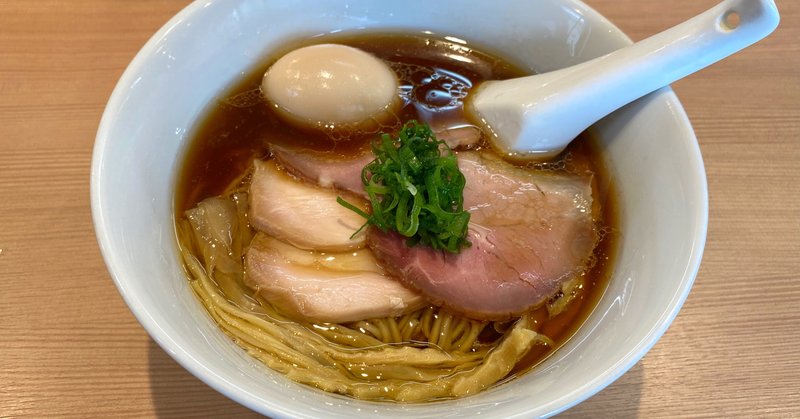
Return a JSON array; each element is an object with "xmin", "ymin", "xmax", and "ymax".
[{"xmin": 339, "ymin": 121, "xmax": 471, "ymax": 253}]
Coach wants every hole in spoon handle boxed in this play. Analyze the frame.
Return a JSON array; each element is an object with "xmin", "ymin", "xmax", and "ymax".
[{"xmin": 720, "ymin": 10, "xmax": 741, "ymax": 31}]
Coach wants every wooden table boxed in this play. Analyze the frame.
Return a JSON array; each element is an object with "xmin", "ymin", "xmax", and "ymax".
[{"xmin": 1, "ymin": 1, "xmax": 797, "ymax": 417}]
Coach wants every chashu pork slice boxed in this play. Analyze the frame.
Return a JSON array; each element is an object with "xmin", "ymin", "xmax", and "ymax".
[
  {"xmin": 245, "ymin": 233, "xmax": 425, "ymax": 323},
  {"xmin": 270, "ymin": 127, "xmax": 479, "ymax": 200},
  {"xmin": 367, "ymin": 151, "xmax": 597, "ymax": 321},
  {"xmin": 249, "ymin": 159, "xmax": 369, "ymax": 252},
  {"xmin": 271, "ymin": 143, "xmax": 372, "ymax": 198}
]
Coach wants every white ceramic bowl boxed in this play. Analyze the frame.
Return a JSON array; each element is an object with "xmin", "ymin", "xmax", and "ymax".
[{"xmin": 91, "ymin": 0, "xmax": 708, "ymax": 417}]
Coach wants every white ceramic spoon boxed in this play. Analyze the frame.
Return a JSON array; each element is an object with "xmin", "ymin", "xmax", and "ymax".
[{"xmin": 469, "ymin": 0, "xmax": 780, "ymax": 159}]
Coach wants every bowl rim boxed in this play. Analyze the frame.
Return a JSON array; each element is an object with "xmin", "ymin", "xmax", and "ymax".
[{"xmin": 90, "ymin": 0, "xmax": 709, "ymax": 417}]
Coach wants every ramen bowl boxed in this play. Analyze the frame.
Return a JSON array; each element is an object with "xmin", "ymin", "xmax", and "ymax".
[{"xmin": 91, "ymin": 0, "xmax": 707, "ymax": 417}]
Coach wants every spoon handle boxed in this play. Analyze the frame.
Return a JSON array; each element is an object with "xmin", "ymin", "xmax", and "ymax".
[
  {"xmin": 473, "ymin": 0, "xmax": 780, "ymax": 156},
  {"xmin": 591, "ymin": 0, "xmax": 780, "ymax": 98}
]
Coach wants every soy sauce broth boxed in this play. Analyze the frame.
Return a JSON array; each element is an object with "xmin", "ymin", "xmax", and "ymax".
[{"xmin": 175, "ymin": 31, "xmax": 618, "ymax": 375}]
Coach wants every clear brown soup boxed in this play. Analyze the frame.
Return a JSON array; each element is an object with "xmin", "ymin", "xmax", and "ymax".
[{"xmin": 175, "ymin": 32, "xmax": 617, "ymax": 393}]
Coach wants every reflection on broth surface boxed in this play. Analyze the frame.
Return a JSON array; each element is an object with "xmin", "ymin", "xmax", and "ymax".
[{"xmin": 175, "ymin": 32, "xmax": 617, "ymax": 402}]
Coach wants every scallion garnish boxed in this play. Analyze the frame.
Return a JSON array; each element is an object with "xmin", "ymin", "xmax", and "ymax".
[{"xmin": 338, "ymin": 121, "xmax": 471, "ymax": 253}]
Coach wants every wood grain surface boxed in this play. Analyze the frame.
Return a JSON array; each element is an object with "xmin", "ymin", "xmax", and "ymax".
[{"xmin": 1, "ymin": 0, "xmax": 797, "ymax": 417}]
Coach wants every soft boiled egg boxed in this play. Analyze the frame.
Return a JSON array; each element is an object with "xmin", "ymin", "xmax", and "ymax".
[{"xmin": 262, "ymin": 43, "xmax": 399, "ymax": 131}]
